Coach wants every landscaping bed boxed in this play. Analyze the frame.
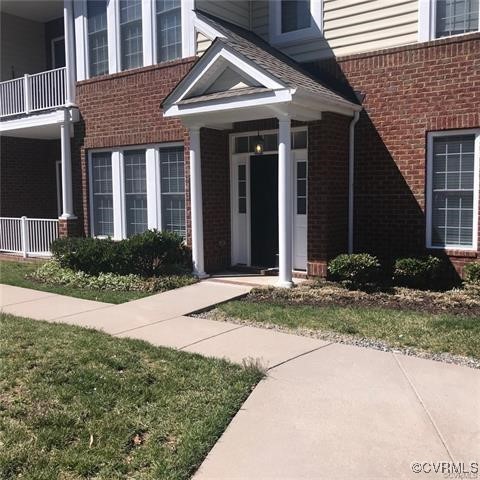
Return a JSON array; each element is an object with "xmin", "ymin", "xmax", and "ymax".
[
  {"xmin": 0, "ymin": 314, "xmax": 263, "ymax": 479},
  {"xmin": 195, "ymin": 280, "xmax": 480, "ymax": 368}
]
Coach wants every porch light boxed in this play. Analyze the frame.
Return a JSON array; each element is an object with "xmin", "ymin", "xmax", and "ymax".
[{"xmin": 253, "ymin": 134, "xmax": 265, "ymax": 154}]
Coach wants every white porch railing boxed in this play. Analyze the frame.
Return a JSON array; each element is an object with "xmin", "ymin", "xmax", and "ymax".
[
  {"xmin": 0, "ymin": 67, "xmax": 66, "ymax": 118},
  {"xmin": 0, "ymin": 217, "xmax": 59, "ymax": 257}
]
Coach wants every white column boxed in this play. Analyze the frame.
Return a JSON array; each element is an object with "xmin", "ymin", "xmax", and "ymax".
[
  {"xmin": 189, "ymin": 127, "xmax": 207, "ymax": 278},
  {"xmin": 278, "ymin": 116, "xmax": 293, "ymax": 287},
  {"xmin": 60, "ymin": 110, "xmax": 75, "ymax": 219},
  {"xmin": 64, "ymin": 0, "xmax": 76, "ymax": 106}
]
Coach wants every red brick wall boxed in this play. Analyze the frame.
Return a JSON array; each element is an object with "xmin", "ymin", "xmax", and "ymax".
[
  {"xmin": 73, "ymin": 58, "xmax": 195, "ymax": 237},
  {"xmin": 313, "ymin": 33, "xmax": 480, "ymax": 276},
  {"xmin": 200, "ymin": 128, "xmax": 230, "ymax": 272},
  {"xmin": 307, "ymin": 113, "xmax": 351, "ymax": 276},
  {"xmin": 1, "ymin": 136, "xmax": 60, "ymax": 218}
]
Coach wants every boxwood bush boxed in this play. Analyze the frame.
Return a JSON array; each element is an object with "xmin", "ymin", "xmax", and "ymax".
[
  {"xmin": 328, "ymin": 253, "xmax": 381, "ymax": 290},
  {"xmin": 464, "ymin": 261, "xmax": 480, "ymax": 285},
  {"xmin": 51, "ymin": 230, "xmax": 192, "ymax": 277},
  {"xmin": 393, "ymin": 255, "xmax": 444, "ymax": 290}
]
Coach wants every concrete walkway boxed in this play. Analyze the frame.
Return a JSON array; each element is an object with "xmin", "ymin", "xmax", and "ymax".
[{"xmin": 1, "ymin": 281, "xmax": 479, "ymax": 479}]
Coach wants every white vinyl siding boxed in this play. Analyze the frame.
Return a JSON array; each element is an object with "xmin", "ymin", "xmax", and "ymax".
[
  {"xmin": 119, "ymin": 0, "xmax": 143, "ymax": 71},
  {"xmin": 195, "ymin": 0, "xmax": 251, "ymax": 28},
  {"xmin": 427, "ymin": 131, "xmax": 480, "ymax": 250},
  {"xmin": 91, "ymin": 152, "xmax": 114, "ymax": 237},
  {"xmin": 251, "ymin": 0, "xmax": 419, "ymax": 61},
  {"xmin": 196, "ymin": 31, "xmax": 212, "ymax": 56}
]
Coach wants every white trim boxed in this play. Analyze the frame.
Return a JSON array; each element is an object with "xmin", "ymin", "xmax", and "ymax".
[
  {"xmin": 142, "ymin": 0, "xmax": 155, "ymax": 66},
  {"xmin": 88, "ymin": 142, "xmax": 184, "ymax": 240},
  {"xmin": 73, "ymin": 0, "xmax": 88, "ymax": 81},
  {"xmin": 426, "ymin": 129, "xmax": 480, "ymax": 251},
  {"xmin": 270, "ymin": 0, "xmax": 323, "ymax": 47},
  {"xmin": 182, "ymin": 0, "xmax": 196, "ymax": 58},
  {"xmin": 107, "ymin": 0, "xmax": 120, "ymax": 74},
  {"xmin": 418, "ymin": 0, "xmax": 480, "ymax": 42},
  {"xmin": 193, "ymin": 13, "xmax": 226, "ymax": 43}
]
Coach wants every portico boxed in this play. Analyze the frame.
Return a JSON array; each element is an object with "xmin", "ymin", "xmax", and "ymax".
[{"xmin": 162, "ymin": 18, "xmax": 361, "ymax": 285}]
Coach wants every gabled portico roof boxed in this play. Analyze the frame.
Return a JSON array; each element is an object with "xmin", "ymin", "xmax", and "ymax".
[{"xmin": 162, "ymin": 11, "xmax": 361, "ymax": 128}]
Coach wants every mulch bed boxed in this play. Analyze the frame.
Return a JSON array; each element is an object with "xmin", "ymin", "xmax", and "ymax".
[{"xmin": 243, "ymin": 281, "xmax": 480, "ymax": 317}]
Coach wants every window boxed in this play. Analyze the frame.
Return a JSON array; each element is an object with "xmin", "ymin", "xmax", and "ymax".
[
  {"xmin": 436, "ymin": 0, "xmax": 479, "ymax": 37},
  {"xmin": 124, "ymin": 150, "xmax": 148, "ymax": 236},
  {"xmin": 427, "ymin": 132, "xmax": 479, "ymax": 249},
  {"xmin": 281, "ymin": 0, "xmax": 311, "ymax": 33},
  {"xmin": 419, "ymin": 0, "xmax": 480, "ymax": 41},
  {"xmin": 91, "ymin": 152, "xmax": 114, "ymax": 236},
  {"xmin": 296, "ymin": 161, "xmax": 307, "ymax": 215},
  {"xmin": 87, "ymin": 0, "xmax": 108, "ymax": 77},
  {"xmin": 238, "ymin": 165, "xmax": 247, "ymax": 214},
  {"xmin": 51, "ymin": 37, "xmax": 66, "ymax": 69},
  {"xmin": 160, "ymin": 146, "xmax": 186, "ymax": 237},
  {"xmin": 120, "ymin": 0, "xmax": 143, "ymax": 71},
  {"xmin": 156, "ymin": 0, "xmax": 182, "ymax": 62},
  {"xmin": 270, "ymin": 0, "xmax": 322, "ymax": 46}
]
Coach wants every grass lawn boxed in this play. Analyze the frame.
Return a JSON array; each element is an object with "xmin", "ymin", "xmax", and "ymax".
[
  {"xmin": 1, "ymin": 260, "xmax": 158, "ymax": 304},
  {"xmin": 0, "ymin": 314, "xmax": 262, "ymax": 480},
  {"xmin": 217, "ymin": 300, "xmax": 480, "ymax": 360}
]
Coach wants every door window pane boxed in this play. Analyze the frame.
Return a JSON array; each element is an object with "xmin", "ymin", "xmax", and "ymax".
[
  {"xmin": 120, "ymin": 0, "xmax": 143, "ymax": 71},
  {"xmin": 160, "ymin": 147, "xmax": 186, "ymax": 238},
  {"xmin": 238, "ymin": 164, "xmax": 247, "ymax": 214},
  {"xmin": 87, "ymin": 0, "xmax": 108, "ymax": 76},
  {"xmin": 157, "ymin": 0, "xmax": 182, "ymax": 62},
  {"xmin": 296, "ymin": 161, "xmax": 307, "ymax": 215},
  {"xmin": 124, "ymin": 150, "xmax": 148, "ymax": 236},
  {"xmin": 436, "ymin": 0, "xmax": 479, "ymax": 37},
  {"xmin": 281, "ymin": 0, "xmax": 311, "ymax": 33},
  {"xmin": 91, "ymin": 152, "xmax": 114, "ymax": 236},
  {"xmin": 431, "ymin": 135, "xmax": 476, "ymax": 247}
]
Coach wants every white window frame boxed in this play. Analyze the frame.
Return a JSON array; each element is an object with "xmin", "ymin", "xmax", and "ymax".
[
  {"xmin": 426, "ymin": 129, "xmax": 480, "ymax": 251},
  {"xmin": 74, "ymin": 0, "xmax": 195, "ymax": 80},
  {"xmin": 269, "ymin": 0, "xmax": 323, "ymax": 47},
  {"xmin": 88, "ymin": 142, "xmax": 185, "ymax": 240},
  {"xmin": 419, "ymin": 0, "xmax": 480, "ymax": 42}
]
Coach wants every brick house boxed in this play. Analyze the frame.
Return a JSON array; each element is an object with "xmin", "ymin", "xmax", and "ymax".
[{"xmin": 1, "ymin": 0, "xmax": 479, "ymax": 286}]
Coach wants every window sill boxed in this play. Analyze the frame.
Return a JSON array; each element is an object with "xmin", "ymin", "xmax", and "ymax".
[{"xmin": 427, "ymin": 247, "xmax": 478, "ymax": 258}]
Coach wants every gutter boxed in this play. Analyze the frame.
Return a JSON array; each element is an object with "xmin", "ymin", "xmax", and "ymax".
[{"xmin": 348, "ymin": 110, "xmax": 360, "ymax": 254}]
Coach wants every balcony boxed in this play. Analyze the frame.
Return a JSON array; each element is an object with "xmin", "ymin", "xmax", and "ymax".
[{"xmin": 0, "ymin": 67, "xmax": 67, "ymax": 119}]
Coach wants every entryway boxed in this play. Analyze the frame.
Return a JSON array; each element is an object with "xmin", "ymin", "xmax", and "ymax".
[{"xmin": 230, "ymin": 129, "xmax": 308, "ymax": 272}]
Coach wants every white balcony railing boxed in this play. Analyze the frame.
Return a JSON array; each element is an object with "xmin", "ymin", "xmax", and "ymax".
[
  {"xmin": 0, "ymin": 217, "xmax": 59, "ymax": 257},
  {"xmin": 0, "ymin": 67, "xmax": 67, "ymax": 118}
]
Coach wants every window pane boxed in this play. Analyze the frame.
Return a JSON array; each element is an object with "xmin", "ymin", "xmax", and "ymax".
[
  {"xmin": 292, "ymin": 130, "xmax": 307, "ymax": 149},
  {"xmin": 124, "ymin": 150, "xmax": 147, "ymax": 236},
  {"xmin": 160, "ymin": 146, "xmax": 186, "ymax": 237},
  {"xmin": 238, "ymin": 164, "xmax": 247, "ymax": 214},
  {"xmin": 235, "ymin": 137, "xmax": 249, "ymax": 153},
  {"xmin": 157, "ymin": 0, "xmax": 182, "ymax": 62},
  {"xmin": 88, "ymin": 0, "xmax": 108, "ymax": 76},
  {"xmin": 281, "ymin": 0, "xmax": 311, "ymax": 33},
  {"xmin": 264, "ymin": 134, "xmax": 278, "ymax": 151},
  {"xmin": 436, "ymin": 0, "xmax": 479, "ymax": 38},
  {"xmin": 296, "ymin": 161, "xmax": 307, "ymax": 215},
  {"xmin": 91, "ymin": 152, "xmax": 114, "ymax": 236},
  {"xmin": 431, "ymin": 134, "xmax": 476, "ymax": 247},
  {"xmin": 120, "ymin": 0, "xmax": 143, "ymax": 71}
]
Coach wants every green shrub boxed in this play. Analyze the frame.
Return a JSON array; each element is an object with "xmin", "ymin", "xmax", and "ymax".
[
  {"xmin": 393, "ymin": 256, "xmax": 444, "ymax": 290},
  {"xmin": 328, "ymin": 253, "xmax": 381, "ymax": 290},
  {"xmin": 30, "ymin": 260, "xmax": 196, "ymax": 293},
  {"xmin": 51, "ymin": 230, "xmax": 192, "ymax": 277},
  {"xmin": 464, "ymin": 262, "xmax": 480, "ymax": 285}
]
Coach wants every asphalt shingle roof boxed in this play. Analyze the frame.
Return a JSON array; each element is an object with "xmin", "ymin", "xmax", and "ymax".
[{"xmin": 194, "ymin": 10, "xmax": 355, "ymax": 105}]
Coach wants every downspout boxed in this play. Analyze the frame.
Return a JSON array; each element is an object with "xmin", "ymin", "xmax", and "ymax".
[{"xmin": 348, "ymin": 111, "xmax": 360, "ymax": 254}]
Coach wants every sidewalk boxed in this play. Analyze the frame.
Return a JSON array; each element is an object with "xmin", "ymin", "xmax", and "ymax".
[{"xmin": 1, "ymin": 281, "xmax": 479, "ymax": 479}]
